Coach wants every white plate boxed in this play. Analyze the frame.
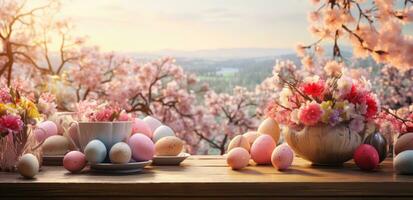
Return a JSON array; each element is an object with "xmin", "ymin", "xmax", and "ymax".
[
  {"xmin": 90, "ymin": 160, "xmax": 152, "ymax": 173},
  {"xmin": 152, "ymin": 153, "xmax": 190, "ymax": 165}
]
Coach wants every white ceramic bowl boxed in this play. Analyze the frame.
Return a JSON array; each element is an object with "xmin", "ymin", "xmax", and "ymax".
[{"xmin": 77, "ymin": 121, "xmax": 132, "ymax": 151}]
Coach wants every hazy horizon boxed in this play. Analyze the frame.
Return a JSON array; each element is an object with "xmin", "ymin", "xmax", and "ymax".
[{"xmin": 58, "ymin": 0, "xmax": 314, "ymax": 52}]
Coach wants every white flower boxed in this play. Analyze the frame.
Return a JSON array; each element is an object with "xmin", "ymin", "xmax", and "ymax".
[
  {"xmin": 324, "ymin": 61, "xmax": 343, "ymax": 76},
  {"xmin": 280, "ymin": 87, "xmax": 292, "ymax": 107},
  {"xmin": 337, "ymin": 76, "xmax": 353, "ymax": 97},
  {"xmin": 349, "ymin": 117, "xmax": 365, "ymax": 134},
  {"xmin": 304, "ymin": 75, "xmax": 320, "ymax": 83},
  {"xmin": 290, "ymin": 109, "xmax": 300, "ymax": 124}
]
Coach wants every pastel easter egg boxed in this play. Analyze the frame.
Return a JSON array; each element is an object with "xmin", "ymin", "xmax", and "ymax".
[
  {"xmin": 63, "ymin": 151, "xmax": 87, "ymax": 173},
  {"xmin": 84, "ymin": 140, "xmax": 107, "ymax": 164},
  {"xmin": 226, "ymin": 147, "xmax": 250, "ymax": 170},
  {"xmin": 143, "ymin": 116, "xmax": 162, "ymax": 133},
  {"xmin": 153, "ymin": 125, "xmax": 175, "ymax": 143},
  {"xmin": 394, "ymin": 150, "xmax": 413, "ymax": 175},
  {"xmin": 155, "ymin": 136, "xmax": 184, "ymax": 156},
  {"xmin": 271, "ymin": 144, "xmax": 294, "ymax": 170},
  {"xmin": 42, "ymin": 135, "xmax": 70, "ymax": 156},
  {"xmin": 131, "ymin": 118, "xmax": 152, "ymax": 138},
  {"xmin": 257, "ymin": 118, "xmax": 280, "ymax": 144},
  {"xmin": 364, "ymin": 132, "xmax": 388, "ymax": 162},
  {"xmin": 395, "ymin": 132, "xmax": 413, "ymax": 155},
  {"xmin": 227, "ymin": 135, "xmax": 250, "ymax": 152},
  {"xmin": 34, "ymin": 121, "xmax": 58, "ymax": 143},
  {"xmin": 243, "ymin": 131, "xmax": 260, "ymax": 146},
  {"xmin": 17, "ymin": 154, "xmax": 39, "ymax": 179},
  {"xmin": 353, "ymin": 144, "xmax": 379, "ymax": 171},
  {"xmin": 109, "ymin": 142, "xmax": 132, "ymax": 164},
  {"xmin": 128, "ymin": 133, "xmax": 155, "ymax": 161},
  {"xmin": 251, "ymin": 135, "xmax": 276, "ymax": 165}
]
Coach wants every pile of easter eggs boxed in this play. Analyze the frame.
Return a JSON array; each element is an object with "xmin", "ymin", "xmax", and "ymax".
[
  {"xmin": 226, "ymin": 118, "xmax": 294, "ymax": 171},
  {"xmin": 394, "ymin": 132, "xmax": 413, "ymax": 174},
  {"xmin": 62, "ymin": 116, "xmax": 184, "ymax": 173}
]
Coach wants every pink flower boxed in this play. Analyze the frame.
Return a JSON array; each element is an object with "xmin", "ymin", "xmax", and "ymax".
[
  {"xmin": 0, "ymin": 87, "xmax": 12, "ymax": 103},
  {"xmin": 365, "ymin": 95, "xmax": 379, "ymax": 119},
  {"xmin": 0, "ymin": 115, "xmax": 24, "ymax": 136},
  {"xmin": 93, "ymin": 108, "xmax": 115, "ymax": 122},
  {"xmin": 301, "ymin": 81, "xmax": 325, "ymax": 100},
  {"xmin": 299, "ymin": 102, "xmax": 323, "ymax": 126}
]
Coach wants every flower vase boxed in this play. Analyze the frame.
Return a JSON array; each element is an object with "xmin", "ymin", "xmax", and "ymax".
[
  {"xmin": 285, "ymin": 123, "xmax": 363, "ymax": 165},
  {"xmin": 0, "ymin": 127, "xmax": 42, "ymax": 171}
]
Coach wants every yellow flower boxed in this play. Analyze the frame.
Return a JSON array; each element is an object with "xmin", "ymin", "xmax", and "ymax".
[
  {"xmin": 18, "ymin": 98, "xmax": 41, "ymax": 119},
  {"xmin": 320, "ymin": 101, "xmax": 333, "ymax": 123}
]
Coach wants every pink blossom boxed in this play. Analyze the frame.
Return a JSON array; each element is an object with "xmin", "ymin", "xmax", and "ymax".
[
  {"xmin": 0, "ymin": 115, "xmax": 24, "ymax": 136},
  {"xmin": 299, "ymin": 102, "xmax": 323, "ymax": 126}
]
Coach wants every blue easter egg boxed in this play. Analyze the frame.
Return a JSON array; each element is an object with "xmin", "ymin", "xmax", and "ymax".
[
  {"xmin": 394, "ymin": 150, "xmax": 413, "ymax": 175},
  {"xmin": 84, "ymin": 140, "xmax": 107, "ymax": 164}
]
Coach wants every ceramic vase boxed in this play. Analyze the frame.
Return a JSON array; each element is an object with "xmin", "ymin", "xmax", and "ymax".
[{"xmin": 285, "ymin": 123, "xmax": 362, "ymax": 165}]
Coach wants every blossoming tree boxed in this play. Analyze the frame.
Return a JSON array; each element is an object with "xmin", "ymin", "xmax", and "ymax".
[{"xmin": 301, "ymin": 0, "xmax": 413, "ymax": 70}]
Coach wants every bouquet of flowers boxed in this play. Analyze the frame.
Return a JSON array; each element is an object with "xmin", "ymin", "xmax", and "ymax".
[
  {"xmin": 264, "ymin": 60, "xmax": 381, "ymax": 164},
  {"xmin": 0, "ymin": 87, "xmax": 43, "ymax": 171},
  {"xmin": 266, "ymin": 72, "xmax": 380, "ymax": 135},
  {"xmin": 76, "ymin": 100, "xmax": 131, "ymax": 122}
]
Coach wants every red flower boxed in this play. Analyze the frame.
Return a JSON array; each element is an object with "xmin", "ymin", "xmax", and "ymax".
[
  {"xmin": 346, "ymin": 84, "xmax": 366, "ymax": 104},
  {"xmin": 301, "ymin": 81, "xmax": 325, "ymax": 99},
  {"xmin": 365, "ymin": 95, "xmax": 378, "ymax": 119},
  {"xmin": 0, "ymin": 115, "xmax": 24, "ymax": 136}
]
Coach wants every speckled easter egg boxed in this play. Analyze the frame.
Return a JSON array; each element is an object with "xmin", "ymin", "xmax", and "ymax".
[
  {"xmin": 153, "ymin": 125, "xmax": 175, "ymax": 143},
  {"xmin": 155, "ymin": 136, "xmax": 184, "ymax": 156},
  {"xmin": 227, "ymin": 135, "xmax": 250, "ymax": 152},
  {"xmin": 84, "ymin": 140, "xmax": 107, "ymax": 164},
  {"xmin": 226, "ymin": 147, "xmax": 250, "ymax": 170},
  {"xmin": 394, "ymin": 150, "xmax": 413, "ymax": 175},
  {"xmin": 42, "ymin": 135, "xmax": 70, "ymax": 156},
  {"xmin": 353, "ymin": 144, "xmax": 379, "ymax": 171},
  {"xmin": 243, "ymin": 131, "xmax": 261, "ymax": 146},
  {"xmin": 143, "ymin": 116, "xmax": 162, "ymax": 133},
  {"xmin": 364, "ymin": 132, "xmax": 388, "ymax": 163},
  {"xmin": 257, "ymin": 118, "xmax": 280, "ymax": 144},
  {"xmin": 109, "ymin": 142, "xmax": 132, "ymax": 164},
  {"xmin": 251, "ymin": 134, "xmax": 276, "ymax": 165},
  {"xmin": 271, "ymin": 144, "xmax": 294, "ymax": 170},
  {"xmin": 63, "ymin": 151, "xmax": 86, "ymax": 173},
  {"xmin": 128, "ymin": 133, "xmax": 155, "ymax": 161},
  {"xmin": 131, "ymin": 118, "xmax": 152, "ymax": 138},
  {"xmin": 395, "ymin": 132, "xmax": 413, "ymax": 155},
  {"xmin": 17, "ymin": 154, "xmax": 39, "ymax": 179},
  {"xmin": 34, "ymin": 121, "xmax": 58, "ymax": 143}
]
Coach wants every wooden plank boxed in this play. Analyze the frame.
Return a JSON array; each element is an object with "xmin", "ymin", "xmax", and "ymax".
[{"xmin": 0, "ymin": 156, "xmax": 412, "ymax": 199}]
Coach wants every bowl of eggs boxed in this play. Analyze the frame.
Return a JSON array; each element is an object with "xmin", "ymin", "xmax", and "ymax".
[{"xmin": 77, "ymin": 121, "xmax": 133, "ymax": 150}]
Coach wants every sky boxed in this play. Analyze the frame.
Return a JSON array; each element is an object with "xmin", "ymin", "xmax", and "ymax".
[{"xmin": 59, "ymin": 0, "xmax": 314, "ymax": 52}]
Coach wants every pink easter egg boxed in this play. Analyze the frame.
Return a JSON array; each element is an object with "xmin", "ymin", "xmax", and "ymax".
[
  {"xmin": 143, "ymin": 116, "xmax": 162, "ymax": 133},
  {"xmin": 131, "ymin": 118, "xmax": 152, "ymax": 138},
  {"xmin": 271, "ymin": 143, "xmax": 294, "ymax": 170},
  {"xmin": 63, "ymin": 151, "xmax": 86, "ymax": 173},
  {"xmin": 251, "ymin": 135, "xmax": 276, "ymax": 165},
  {"xmin": 226, "ymin": 147, "xmax": 250, "ymax": 170},
  {"xmin": 34, "ymin": 121, "xmax": 58, "ymax": 143},
  {"xmin": 128, "ymin": 133, "xmax": 155, "ymax": 161},
  {"xmin": 354, "ymin": 144, "xmax": 379, "ymax": 171}
]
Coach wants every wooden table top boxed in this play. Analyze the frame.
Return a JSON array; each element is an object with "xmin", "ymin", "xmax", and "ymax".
[{"xmin": 0, "ymin": 155, "xmax": 412, "ymax": 199}]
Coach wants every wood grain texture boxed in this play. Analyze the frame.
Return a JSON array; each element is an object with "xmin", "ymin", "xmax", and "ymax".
[{"xmin": 0, "ymin": 156, "xmax": 412, "ymax": 199}]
